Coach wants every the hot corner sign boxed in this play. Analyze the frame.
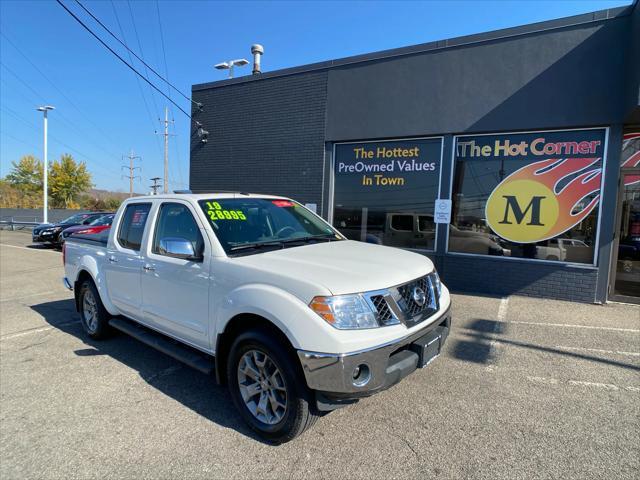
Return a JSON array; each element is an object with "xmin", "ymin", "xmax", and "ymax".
[{"xmin": 456, "ymin": 129, "xmax": 608, "ymax": 244}]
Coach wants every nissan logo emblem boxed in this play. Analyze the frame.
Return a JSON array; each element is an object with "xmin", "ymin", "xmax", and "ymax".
[{"xmin": 412, "ymin": 286, "xmax": 427, "ymax": 307}]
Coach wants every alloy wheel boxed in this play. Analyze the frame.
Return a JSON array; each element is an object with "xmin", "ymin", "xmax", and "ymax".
[
  {"xmin": 82, "ymin": 289, "xmax": 98, "ymax": 333},
  {"xmin": 237, "ymin": 349, "xmax": 287, "ymax": 425}
]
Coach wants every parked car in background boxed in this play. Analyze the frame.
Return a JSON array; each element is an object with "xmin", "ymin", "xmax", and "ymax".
[
  {"xmin": 448, "ymin": 224, "xmax": 509, "ymax": 256},
  {"xmin": 32, "ymin": 212, "xmax": 109, "ymax": 247},
  {"xmin": 536, "ymin": 238, "xmax": 590, "ymax": 262},
  {"xmin": 60, "ymin": 213, "xmax": 115, "ymax": 243}
]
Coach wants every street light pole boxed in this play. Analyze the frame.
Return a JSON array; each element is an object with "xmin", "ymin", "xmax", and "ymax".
[{"xmin": 37, "ymin": 106, "xmax": 55, "ymax": 224}]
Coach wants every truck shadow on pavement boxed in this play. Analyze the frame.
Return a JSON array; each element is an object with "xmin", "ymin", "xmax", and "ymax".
[
  {"xmin": 31, "ymin": 299, "xmax": 274, "ymax": 444},
  {"xmin": 451, "ymin": 318, "xmax": 640, "ymax": 371}
]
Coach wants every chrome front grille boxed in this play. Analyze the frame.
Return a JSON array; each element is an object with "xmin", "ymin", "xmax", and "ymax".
[
  {"xmin": 397, "ymin": 275, "xmax": 432, "ymax": 318},
  {"xmin": 365, "ymin": 273, "xmax": 439, "ymax": 327},
  {"xmin": 370, "ymin": 294, "xmax": 394, "ymax": 324}
]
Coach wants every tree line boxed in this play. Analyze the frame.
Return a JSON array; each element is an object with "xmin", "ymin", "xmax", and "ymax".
[{"xmin": 1, "ymin": 154, "xmax": 123, "ymax": 210}]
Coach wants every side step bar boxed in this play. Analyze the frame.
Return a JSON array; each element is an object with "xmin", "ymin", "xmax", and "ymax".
[{"xmin": 109, "ymin": 317, "xmax": 214, "ymax": 375}]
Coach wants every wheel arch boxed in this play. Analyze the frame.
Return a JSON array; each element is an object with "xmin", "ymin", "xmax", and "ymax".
[
  {"xmin": 215, "ymin": 313, "xmax": 298, "ymax": 385},
  {"xmin": 73, "ymin": 267, "xmax": 118, "ymax": 315},
  {"xmin": 73, "ymin": 269, "xmax": 94, "ymax": 312}
]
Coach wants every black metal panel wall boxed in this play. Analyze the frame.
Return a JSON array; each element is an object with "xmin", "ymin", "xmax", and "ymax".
[
  {"xmin": 190, "ymin": 71, "xmax": 328, "ymax": 208},
  {"xmin": 326, "ymin": 17, "xmax": 629, "ymax": 141}
]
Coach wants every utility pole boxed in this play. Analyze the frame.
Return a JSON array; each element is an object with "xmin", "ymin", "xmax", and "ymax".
[
  {"xmin": 156, "ymin": 106, "xmax": 175, "ymax": 194},
  {"xmin": 150, "ymin": 177, "xmax": 161, "ymax": 195},
  {"xmin": 121, "ymin": 149, "xmax": 142, "ymax": 197}
]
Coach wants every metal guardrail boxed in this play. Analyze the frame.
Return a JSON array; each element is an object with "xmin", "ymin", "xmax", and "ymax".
[{"xmin": 0, "ymin": 217, "xmax": 41, "ymax": 231}]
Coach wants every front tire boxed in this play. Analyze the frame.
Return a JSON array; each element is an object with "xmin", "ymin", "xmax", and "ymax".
[
  {"xmin": 78, "ymin": 279, "xmax": 112, "ymax": 339},
  {"xmin": 227, "ymin": 329, "xmax": 318, "ymax": 443}
]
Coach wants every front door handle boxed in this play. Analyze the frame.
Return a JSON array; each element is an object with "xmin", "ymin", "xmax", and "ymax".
[
  {"xmin": 143, "ymin": 264, "xmax": 155, "ymax": 272},
  {"xmin": 108, "ymin": 255, "xmax": 117, "ymax": 263}
]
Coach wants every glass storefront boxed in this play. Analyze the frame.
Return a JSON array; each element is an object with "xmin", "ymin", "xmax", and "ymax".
[
  {"xmin": 612, "ymin": 132, "xmax": 640, "ymax": 300},
  {"xmin": 328, "ymin": 128, "xmax": 640, "ymax": 303},
  {"xmin": 332, "ymin": 138, "xmax": 443, "ymax": 250},
  {"xmin": 448, "ymin": 129, "xmax": 607, "ymax": 264}
]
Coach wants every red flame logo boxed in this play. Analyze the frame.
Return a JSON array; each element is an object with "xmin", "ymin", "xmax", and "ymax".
[
  {"xmin": 485, "ymin": 157, "xmax": 604, "ymax": 243},
  {"xmin": 507, "ymin": 157, "xmax": 601, "ymax": 235},
  {"xmin": 622, "ymin": 133, "xmax": 640, "ymax": 185}
]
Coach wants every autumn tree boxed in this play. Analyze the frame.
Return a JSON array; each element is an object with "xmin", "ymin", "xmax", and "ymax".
[
  {"xmin": 49, "ymin": 154, "xmax": 93, "ymax": 208},
  {"xmin": 5, "ymin": 155, "xmax": 43, "ymax": 195}
]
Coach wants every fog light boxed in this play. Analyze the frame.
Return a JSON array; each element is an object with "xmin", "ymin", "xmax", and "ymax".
[{"xmin": 352, "ymin": 364, "xmax": 371, "ymax": 387}]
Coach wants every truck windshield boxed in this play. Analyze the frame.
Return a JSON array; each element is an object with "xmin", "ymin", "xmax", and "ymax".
[{"xmin": 198, "ymin": 198, "xmax": 342, "ymax": 255}]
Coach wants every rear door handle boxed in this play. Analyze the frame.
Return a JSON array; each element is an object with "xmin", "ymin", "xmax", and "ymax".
[
  {"xmin": 108, "ymin": 256, "xmax": 117, "ymax": 263},
  {"xmin": 143, "ymin": 264, "xmax": 155, "ymax": 272}
]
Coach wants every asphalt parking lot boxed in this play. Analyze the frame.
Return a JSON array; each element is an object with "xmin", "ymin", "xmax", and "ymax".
[{"xmin": 0, "ymin": 230, "xmax": 639, "ymax": 479}]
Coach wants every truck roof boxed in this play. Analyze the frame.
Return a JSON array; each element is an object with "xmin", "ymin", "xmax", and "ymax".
[{"xmin": 124, "ymin": 192, "xmax": 291, "ymax": 202}]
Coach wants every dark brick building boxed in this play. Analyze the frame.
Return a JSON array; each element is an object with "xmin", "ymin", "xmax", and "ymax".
[{"xmin": 191, "ymin": 1, "xmax": 640, "ymax": 304}]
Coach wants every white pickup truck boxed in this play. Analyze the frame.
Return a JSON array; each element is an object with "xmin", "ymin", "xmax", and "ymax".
[{"xmin": 63, "ymin": 193, "xmax": 451, "ymax": 442}]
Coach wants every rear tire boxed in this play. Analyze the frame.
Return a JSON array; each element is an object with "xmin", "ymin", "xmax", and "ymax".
[
  {"xmin": 226, "ymin": 329, "xmax": 318, "ymax": 443},
  {"xmin": 78, "ymin": 279, "xmax": 112, "ymax": 339}
]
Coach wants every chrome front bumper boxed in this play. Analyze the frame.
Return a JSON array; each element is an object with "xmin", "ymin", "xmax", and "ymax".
[{"xmin": 297, "ymin": 307, "xmax": 451, "ymax": 396}]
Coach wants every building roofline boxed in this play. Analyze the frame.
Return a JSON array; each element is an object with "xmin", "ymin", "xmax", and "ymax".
[{"xmin": 193, "ymin": 1, "xmax": 635, "ymax": 92}]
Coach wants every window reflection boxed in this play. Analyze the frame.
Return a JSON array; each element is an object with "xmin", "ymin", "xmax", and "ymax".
[
  {"xmin": 448, "ymin": 130, "xmax": 607, "ymax": 264},
  {"xmin": 333, "ymin": 138, "xmax": 443, "ymax": 251}
]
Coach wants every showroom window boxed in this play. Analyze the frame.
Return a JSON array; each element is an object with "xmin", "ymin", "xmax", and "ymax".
[
  {"xmin": 332, "ymin": 137, "xmax": 443, "ymax": 250},
  {"xmin": 448, "ymin": 128, "xmax": 607, "ymax": 264}
]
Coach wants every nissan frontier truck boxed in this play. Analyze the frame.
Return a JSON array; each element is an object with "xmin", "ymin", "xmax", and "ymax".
[{"xmin": 63, "ymin": 193, "xmax": 451, "ymax": 442}]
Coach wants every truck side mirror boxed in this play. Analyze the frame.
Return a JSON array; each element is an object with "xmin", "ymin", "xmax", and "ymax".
[{"xmin": 158, "ymin": 237, "xmax": 202, "ymax": 262}]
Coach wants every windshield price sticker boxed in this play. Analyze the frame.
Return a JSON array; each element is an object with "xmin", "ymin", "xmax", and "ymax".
[{"xmin": 205, "ymin": 201, "xmax": 246, "ymax": 221}]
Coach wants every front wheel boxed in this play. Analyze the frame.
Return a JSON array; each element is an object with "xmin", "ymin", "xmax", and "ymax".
[
  {"xmin": 78, "ymin": 279, "xmax": 112, "ymax": 339},
  {"xmin": 227, "ymin": 330, "xmax": 318, "ymax": 443}
]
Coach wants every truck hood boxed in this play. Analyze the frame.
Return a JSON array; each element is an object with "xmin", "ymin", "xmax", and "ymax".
[{"xmin": 235, "ymin": 240, "xmax": 434, "ymax": 296}]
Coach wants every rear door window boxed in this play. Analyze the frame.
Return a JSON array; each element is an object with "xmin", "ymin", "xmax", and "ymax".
[{"xmin": 117, "ymin": 203, "xmax": 151, "ymax": 251}]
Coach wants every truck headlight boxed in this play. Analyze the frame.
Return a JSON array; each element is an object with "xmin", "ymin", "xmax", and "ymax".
[
  {"xmin": 309, "ymin": 294, "xmax": 379, "ymax": 330},
  {"xmin": 432, "ymin": 270, "xmax": 442, "ymax": 297}
]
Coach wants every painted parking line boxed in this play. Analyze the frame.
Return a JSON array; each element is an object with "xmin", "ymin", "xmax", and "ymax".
[
  {"xmin": 486, "ymin": 296, "xmax": 509, "ymax": 372},
  {"xmin": 527, "ymin": 376, "xmax": 640, "ymax": 393},
  {"xmin": 0, "ymin": 321, "xmax": 77, "ymax": 341},
  {"xmin": 0, "ymin": 243, "xmax": 56, "ymax": 253},
  {"xmin": 0, "ymin": 291, "xmax": 55, "ymax": 303},
  {"xmin": 554, "ymin": 345, "xmax": 640, "ymax": 357},
  {"xmin": 502, "ymin": 320, "xmax": 639, "ymax": 333}
]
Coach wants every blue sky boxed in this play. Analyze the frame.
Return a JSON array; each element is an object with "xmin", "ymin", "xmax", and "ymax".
[{"xmin": 0, "ymin": 0, "xmax": 633, "ymax": 193}]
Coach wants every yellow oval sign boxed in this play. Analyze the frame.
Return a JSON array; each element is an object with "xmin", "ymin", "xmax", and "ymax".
[{"xmin": 485, "ymin": 179, "xmax": 559, "ymax": 243}]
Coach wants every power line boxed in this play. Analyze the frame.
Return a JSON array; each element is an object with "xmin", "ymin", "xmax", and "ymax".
[
  {"xmin": 0, "ymin": 130, "xmax": 36, "ymax": 149},
  {"xmin": 154, "ymin": 1, "xmax": 175, "ymax": 122},
  {"xmin": 0, "ymin": 61, "xmax": 122, "ymax": 161},
  {"xmin": 125, "ymin": 0, "xmax": 161, "ymax": 121},
  {"xmin": 154, "ymin": 0, "xmax": 179, "ymax": 184},
  {"xmin": 55, "ymin": 0, "xmax": 192, "ymax": 119},
  {"xmin": 0, "ymin": 105, "xmax": 122, "ymax": 182},
  {"xmin": 109, "ymin": 0, "xmax": 160, "ymax": 152},
  {"xmin": 72, "ymin": 0, "xmax": 197, "ymax": 106},
  {"xmin": 0, "ymin": 30, "xmax": 124, "ymax": 152}
]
